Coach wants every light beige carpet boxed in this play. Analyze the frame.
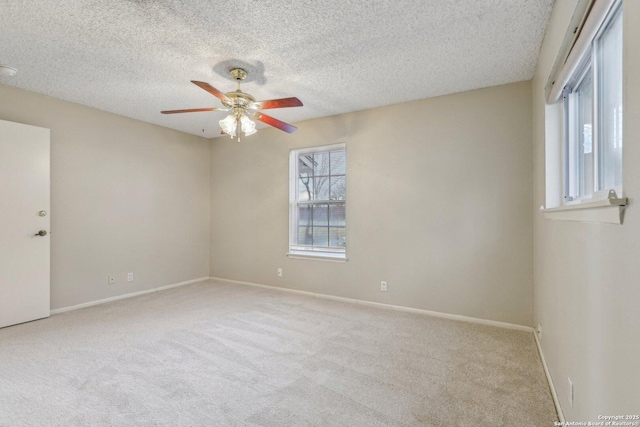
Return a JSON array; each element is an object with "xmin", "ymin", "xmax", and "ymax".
[{"xmin": 0, "ymin": 280, "xmax": 557, "ymax": 426}]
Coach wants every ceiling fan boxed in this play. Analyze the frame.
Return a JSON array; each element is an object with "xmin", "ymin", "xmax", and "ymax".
[{"xmin": 161, "ymin": 68, "xmax": 303, "ymax": 141}]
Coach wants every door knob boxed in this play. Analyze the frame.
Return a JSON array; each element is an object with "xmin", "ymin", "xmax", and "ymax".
[{"xmin": 34, "ymin": 230, "xmax": 48, "ymax": 236}]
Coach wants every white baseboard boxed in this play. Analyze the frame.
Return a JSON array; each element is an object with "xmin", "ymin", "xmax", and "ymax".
[
  {"xmin": 50, "ymin": 277, "xmax": 210, "ymax": 315},
  {"xmin": 209, "ymin": 276, "xmax": 534, "ymax": 333},
  {"xmin": 534, "ymin": 330, "xmax": 565, "ymax": 423}
]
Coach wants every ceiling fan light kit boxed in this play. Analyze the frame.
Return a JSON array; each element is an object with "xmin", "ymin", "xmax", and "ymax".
[{"xmin": 161, "ymin": 68, "xmax": 302, "ymax": 142}]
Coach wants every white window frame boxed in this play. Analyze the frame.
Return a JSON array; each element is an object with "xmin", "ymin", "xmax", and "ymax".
[
  {"xmin": 288, "ymin": 143, "xmax": 347, "ymax": 261},
  {"xmin": 562, "ymin": 0, "xmax": 623, "ymax": 206}
]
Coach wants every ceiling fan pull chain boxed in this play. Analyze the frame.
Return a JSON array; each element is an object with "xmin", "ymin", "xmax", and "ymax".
[{"xmin": 237, "ymin": 115, "xmax": 241, "ymax": 143}]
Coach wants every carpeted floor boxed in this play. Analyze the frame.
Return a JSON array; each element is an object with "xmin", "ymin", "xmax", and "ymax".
[{"xmin": 0, "ymin": 280, "xmax": 557, "ymax": 426}]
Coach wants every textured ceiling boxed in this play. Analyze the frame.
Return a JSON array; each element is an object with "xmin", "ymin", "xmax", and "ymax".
[{"xmin": 0, "ymin": 0, "xmax": 554, "ymax": 138}]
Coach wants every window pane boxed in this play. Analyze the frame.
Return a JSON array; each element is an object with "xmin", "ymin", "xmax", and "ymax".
[
  {"xmin": 329, "ymin": 227, "xmax": 346, "ymax": 247},
  {"xmin": 597, "ymin": 6, "xmax": 623, "ymax": 191},
  {"xmin": 330, "ymin": 176, "xmax": 346, "ymax": 200},
  {"xmin": 312, "ymin": 204, "xmax": 328, "ymax": 226},
  {"xmin": 298, "ymin": 177, "xmax": 313, "ymax": 201},
  {"xmin": 566, "ymin": 64, "xmax": 593, "ymax": 200},
  {"xmin": 298, "ymin": 155, "xmax": 314, "ymax": 175},
  {"xmin": 298, "ymin": 205, "xmax": 313, "ymax": 226},
  {"xmin": 314, "ymin": 176, "xmax": 330, "ymax": 200},
  {"xmin": 312, "ymin": 227, "xmax": 329, "ymax": 246},
  {"xmin": 314, "ymin": 152, "xmax": 330, "ymax": 176},
  {"xmin": 330, "ymin": 150, "xmax": 345, "ymax": 174},
  {"xmin": 577, "ymin": 73, "xmax": 593, "ymax": 198},
  {"xmin": 329, "ymin": 204, "xmax": 345, "ymax": 226},
  {"xmin": 298, "ymin": 226, "xmax": 313, "ymax": 246}
]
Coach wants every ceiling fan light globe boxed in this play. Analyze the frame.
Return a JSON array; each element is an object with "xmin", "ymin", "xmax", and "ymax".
[
  {"xmin": 219, "ymin": 114, "xmax": 237, "ymax": 136},
  {"xmin": 240, "ymin": 115, "xmax": 257, "ymax": 136}
]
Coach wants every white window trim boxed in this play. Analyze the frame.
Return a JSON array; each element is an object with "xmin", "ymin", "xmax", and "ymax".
[
  {"xmin": 541, "ymin": 189, "xmax": 627, "ymax": 224},
  {"xmin": 286, "ymin": 250, "xmax": 348, "ymax": 262},
  {"xmin": 288, "ymin": 142, "xmax": 347, "ymax": 261}
]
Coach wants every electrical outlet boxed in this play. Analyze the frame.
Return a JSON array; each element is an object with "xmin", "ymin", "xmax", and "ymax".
[
  {"xmin": 277, "ymin": 268, "xmax": 283, "ymax": 277},
  {"xmin": 568, "ymin": 377, "xmax": 573, "ymax": 407},
  {"xmin": 381, "ymin": 281, "xmax": 388, "ymax": 292},
  {"xmin": 536, "ymin": 324, "xmax": 542, "ymax": 338},
  {"xmin": 127, "ymin": 273, "xmax": 134, "ymax": 282},
  {"xmin": 108, "ymin": 275, "xmax": 116, "ymax": 285}
]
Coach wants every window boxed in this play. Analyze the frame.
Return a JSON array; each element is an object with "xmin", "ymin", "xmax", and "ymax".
[
  {"xmin": 563, "ymin": 2, "xmax": 622, "ymax": 203},
  {"xmin": 289, "ymin": 143, "xmax": 346, "ymax": 260}
]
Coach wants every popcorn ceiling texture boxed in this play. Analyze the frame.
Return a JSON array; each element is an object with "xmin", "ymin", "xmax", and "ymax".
[{"xmin": 0, "ymin": 0, "xmax": 554, "ymax": 138}]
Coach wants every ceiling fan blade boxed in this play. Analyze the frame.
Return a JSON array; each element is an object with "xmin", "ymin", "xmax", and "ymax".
[
  {"xmin": 161, "ymin": 108, "xmax": 227, "ymax": 114},
  {"xmin": 249, "ymin": 97, "xmax": 303, "ymax": 110},
  {"xmin": 248, "ymin": 111, "xmax": 298, "ymax": 133},
  {"xmin": 191, "ymin": 80, "xmax": 231, "ymax": 103}
]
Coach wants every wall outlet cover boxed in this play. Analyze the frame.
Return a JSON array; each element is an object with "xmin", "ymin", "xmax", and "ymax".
[
  {"xmin": 381, "ymin": 281, "xmax": 388, "ymax": 292},
  {"xmin": 127, "ymin": 273, "xmax": 134, "ymax": 282}
]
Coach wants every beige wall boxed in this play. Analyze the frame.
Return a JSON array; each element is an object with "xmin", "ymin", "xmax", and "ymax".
[
  {"xmin": 533, "ymin": 0, "xmax": 640, "ymax": 420},
  {"xmin": 211, "ymin": 81, "xmax": 534, "ymax": 326},
  {"xmin": 0, "ymin": 84, "xmax": 210, "ymax": 310}
]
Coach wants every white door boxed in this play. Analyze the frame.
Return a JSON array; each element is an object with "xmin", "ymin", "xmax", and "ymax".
[{"xmin": 0, "ymin": 119, "xmax": 50, "ymax": 328}]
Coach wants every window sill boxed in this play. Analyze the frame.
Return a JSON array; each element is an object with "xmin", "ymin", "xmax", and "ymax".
[
  {"xmin": 540, "ymin": 193, "xmax": 628, "ymax": 224},
  {"xmin": 286, "ymin": 251, "xmax": 348, "ymax": 262}
]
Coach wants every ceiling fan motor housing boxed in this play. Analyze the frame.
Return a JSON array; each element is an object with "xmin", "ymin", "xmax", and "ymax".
[{"xmin": 221, "ymin": 90, "xmax": 255, "ymax": 109}]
